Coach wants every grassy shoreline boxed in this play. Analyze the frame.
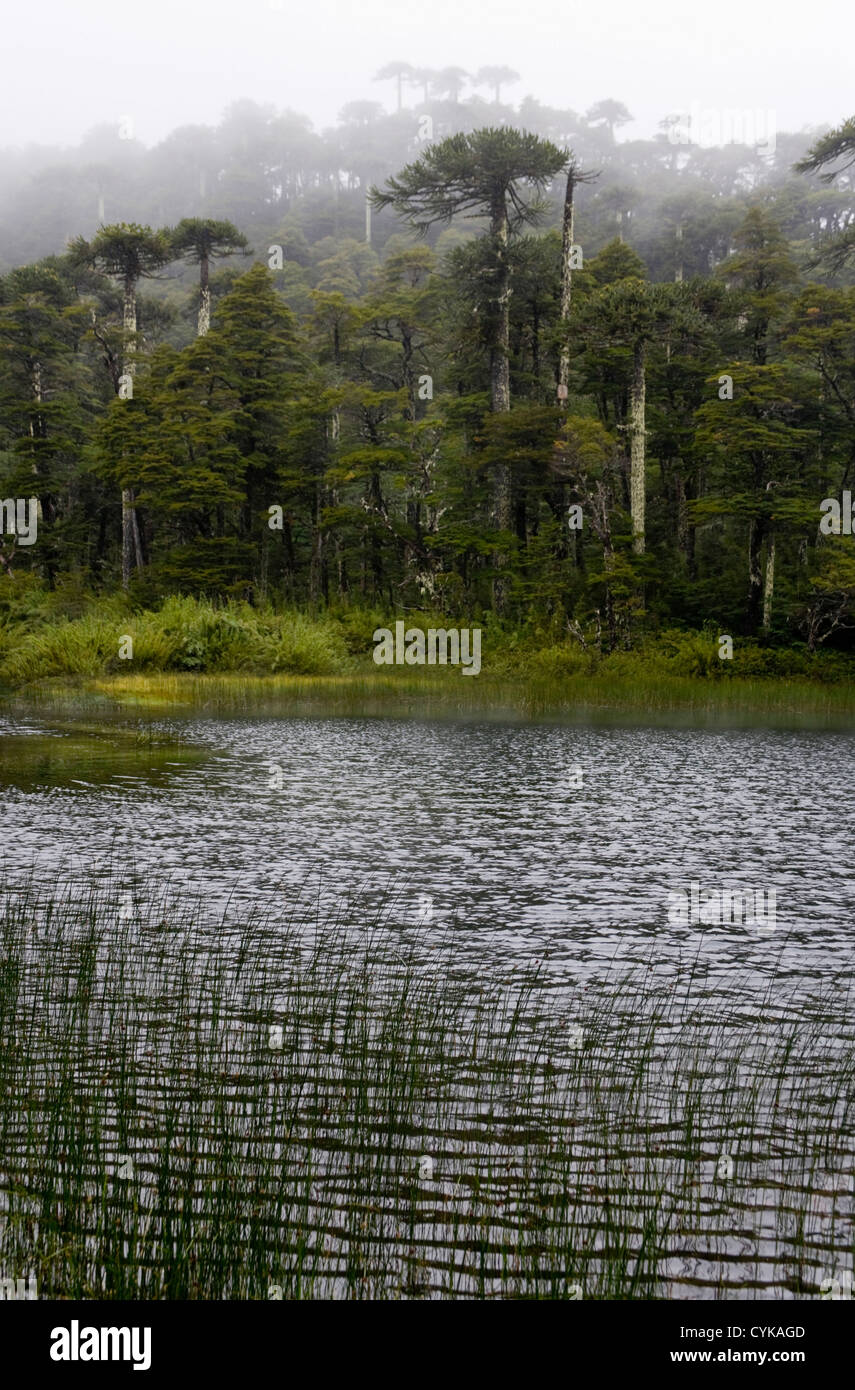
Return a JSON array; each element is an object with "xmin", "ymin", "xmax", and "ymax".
[
  {"xmin": 3, "ymin": 668, "xmax": 855, "ymax": 725},
  {"xmin": 1, "ymin": 594, "xmax": 853, "ymax": 722}
]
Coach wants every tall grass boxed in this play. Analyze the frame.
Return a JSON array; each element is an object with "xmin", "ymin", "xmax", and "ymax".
[
  {"xmin": 2, "ymin": 589, "xmax": 855, "ymax": 714},
  {"xmin": 9, "ymin": 669, "xmax": 852, "ymax": 727},
  {"xmin": 0, "ymin": 882, "xmax": 852, "ymax": 1299},
  {"xmin": 0, "ymin": 595, "xmax": 352, "ymax": 686}
]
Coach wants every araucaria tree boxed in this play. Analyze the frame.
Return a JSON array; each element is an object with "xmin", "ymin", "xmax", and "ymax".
[
  {"xmin": 170, "ymin": 219, "xmax": 250, "ymax": 336},
  {"xmin": 69, "ymin": 222, "xmax": 172, "ymax": 587},
  {"xmin": 370, "ymin": 128, "xmax": 567, "ymax": 606}
]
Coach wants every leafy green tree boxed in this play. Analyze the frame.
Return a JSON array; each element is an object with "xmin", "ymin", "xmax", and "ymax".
[
  {"xmin": 695, "ymin": 363, "xmax": 816, "ymax": 634},
  {"xmin": 576, "ymin": 268, "xmax": 697, "ymax": 555},
  {"xmin": 705, "ymin": 208, "xmax": 800, "ymax": 627},
  {"xmin": 0, "ymin": 261, "xmax": 93, "ymax": 582},
  {"xmin": 93, "ymin": 264, "xmax": 308, "ymax": 597},
  {"xmin": 718, "ymin": 207, "xmax": 798, "ymax": 366}
]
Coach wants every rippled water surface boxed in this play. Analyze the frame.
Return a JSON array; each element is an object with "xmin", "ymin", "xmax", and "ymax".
[
  {"xmin": 2, "ymin": 712, "xmax": 853, "ymax": 992},
  {"xmin": 1, "ymin": 708, "xmax": 853, "ymax": 1299}
]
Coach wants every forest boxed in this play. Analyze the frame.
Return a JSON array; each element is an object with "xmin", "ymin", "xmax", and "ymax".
[{"xmin": 2, "ymin": 73, "xmax": 855, "ymax": 673}]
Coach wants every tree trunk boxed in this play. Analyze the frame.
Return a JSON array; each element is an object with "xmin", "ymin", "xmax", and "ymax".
[
  {"xmin": 121, "ymin": 277, "xmax": 142, "ymax": 590},
  {"xmin": 198, "ymin": 253, "xmax": 211, "ymax": 336},
  {"xmin": 132, "ymin": 508, "xmax": 145, "ymax": 571},
  {"xmin": 746, "ymin": 515, "xmax": 766, "ymax": 633},
  {"xmin": 121, "ymin": 490, "xmax": 135, "ymax": 589},
  {"xmin": 558, "ymin": 168, "xmax": 576, "ymax": 402},
  {"xmin": 674, "ymin": 467, "xmax": 689, "ymax": 561},
  {"xmin": 309, "ymin": 484, "xmax": 325, "ymax": 607},
  {"xmin": 491, "ymin": 197, "xmax": 512, "ymax": 611},
  {"xmin": 629, "ymin": 340, "xmax": 646, "ymax": 554},
  {"xmin": 593, "ymin": 484, "xmax": 618, "ymax": 649},
  {"xmin": 490, "ymin": 200, "xmax": 511, "ymax": 419},
  {"xmin": 762, "ymin": 532, "xmax": 775, "ymax": 631}
]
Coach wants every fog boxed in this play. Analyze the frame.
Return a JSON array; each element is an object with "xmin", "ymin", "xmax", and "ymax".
[{"xmin": 2, "ymin": 0, "xmax": 850, "ymax": 150}]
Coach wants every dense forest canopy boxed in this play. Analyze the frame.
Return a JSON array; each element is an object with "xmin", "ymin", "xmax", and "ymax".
[{"xmin": 1, "ymin": 69, "xmax": 855, "ymax": 655}]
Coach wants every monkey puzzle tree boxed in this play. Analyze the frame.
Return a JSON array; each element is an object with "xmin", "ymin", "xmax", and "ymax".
[
  {"xmin": 474, "ymin": 66, "xmax": 520, "ymax": 104},
  {"xmin": 408, "ymin": 67, "xmax": 437, "ymax": 106},
  {"xmin": 370, "ymin": 128, "xmax": 567, "ymax": 607},
  {"xmin": 431, "ymin": 67, "xmax": 470, "ymax": 105},
  {"xmin": 794, "ymin": 115, "xmax": 855, "ymax": 271},
  {"xmin": 586, "ymin": 99, "xmax": 633, "ymax": 144},
  {"xmin": 557, "ymin": 157, "xmax": 598, "ymax": 402},
  {"xmin": 169, "ymin": 218, "xmax": 250, "ymax": 336},
  {"xmin": 69, "ymin": 222, "xmax": 172, "ymax": 587},
  {"xmin": 373, "ymin": 61, "xmax": 414, "ymax": 113}
]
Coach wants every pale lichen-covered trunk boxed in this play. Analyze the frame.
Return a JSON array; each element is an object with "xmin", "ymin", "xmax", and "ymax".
[
  {"xmin": 591, "ymin": 481, "xmax": 618, "ymax": 649},
  {"xmin": 489, "ymin": 199, "xmax": 511, "ymax": 420},
  {"xmin": 198, "ymin": 253, "xmax": 211, "ymax": 336},
  {"xmin": 762, "ymin": 533, "xmax": 775, "ymax": 630},
  {"xmin": 491, "ymin": 198, "xmax": 512, "ymax": 611},
  {"xmin": 557, "ymin": 169, "xmax": 576, "ymax": 402},
  {"xmin": 746, "ymin": 515, "xmax": 765, "ymax": 633},
  {"xmin": 121, "ymin": 279, "xmax": 144, "ymax": 588},
  {"xmin": 29, "ymin": 360, "xmax": 42, "ymax": 438},
  {"xmin": 674, "ymin": 222, "xmax": 683, "ymax": 283},
  {"xmin": 29, "ymin": 360, "xmax": 49, "ymax": 521},
  {"xmin": 629, "ymin": 341, "xmax": 646, "ymax": 554}
]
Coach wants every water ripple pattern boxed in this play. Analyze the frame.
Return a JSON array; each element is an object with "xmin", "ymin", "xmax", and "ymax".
[{"xmin": 2, "ymin": 715, "xmax": 853, "ymax": 996}]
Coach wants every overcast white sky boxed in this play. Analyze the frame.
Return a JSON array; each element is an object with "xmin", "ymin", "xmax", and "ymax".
[{"xmin": 2, "ymin": 0, "xmax": 851, "ymax": 149}]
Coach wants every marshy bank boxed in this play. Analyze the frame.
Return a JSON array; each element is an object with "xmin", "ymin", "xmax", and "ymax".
[
  {"xmin": 2, "ymin": 593, "xmax": 855, "ymax": 722},
  {"xmin": 0, "ymin": 883, "xmax": 852, "ymax": 1300}
]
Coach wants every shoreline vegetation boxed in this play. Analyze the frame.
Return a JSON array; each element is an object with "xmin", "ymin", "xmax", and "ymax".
[
  {"xmin": 0, "ymin": 882, "xmax": 851, "ymax": 1300},
  {"xmin": 1, "ymin": 594, "xmax": 854, "ymax": 722}
]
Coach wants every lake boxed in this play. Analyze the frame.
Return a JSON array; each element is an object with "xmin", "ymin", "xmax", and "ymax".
[
  {"xmin": 1, "ymin": 705, "xmax": 853, "ymax": 1299},
  {"xmin": 2, "ymin": 710, "xmax": 853, "ymax": 987}
]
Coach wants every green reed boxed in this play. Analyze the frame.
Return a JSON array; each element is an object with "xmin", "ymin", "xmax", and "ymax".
[{"xmin": 0, "ymin": 882, "xmax": 852, "ymax": 1299}]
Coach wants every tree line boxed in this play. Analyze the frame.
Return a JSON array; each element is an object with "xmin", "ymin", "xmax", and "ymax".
[{"xmin": 1, "ymin": 116, "xmax": 854, "ymax": 651}]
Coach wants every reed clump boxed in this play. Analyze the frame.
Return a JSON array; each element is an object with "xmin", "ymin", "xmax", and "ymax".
[{"xmin": 0, "ymin": 882, "xmax": 852, "ymax": 1299}]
